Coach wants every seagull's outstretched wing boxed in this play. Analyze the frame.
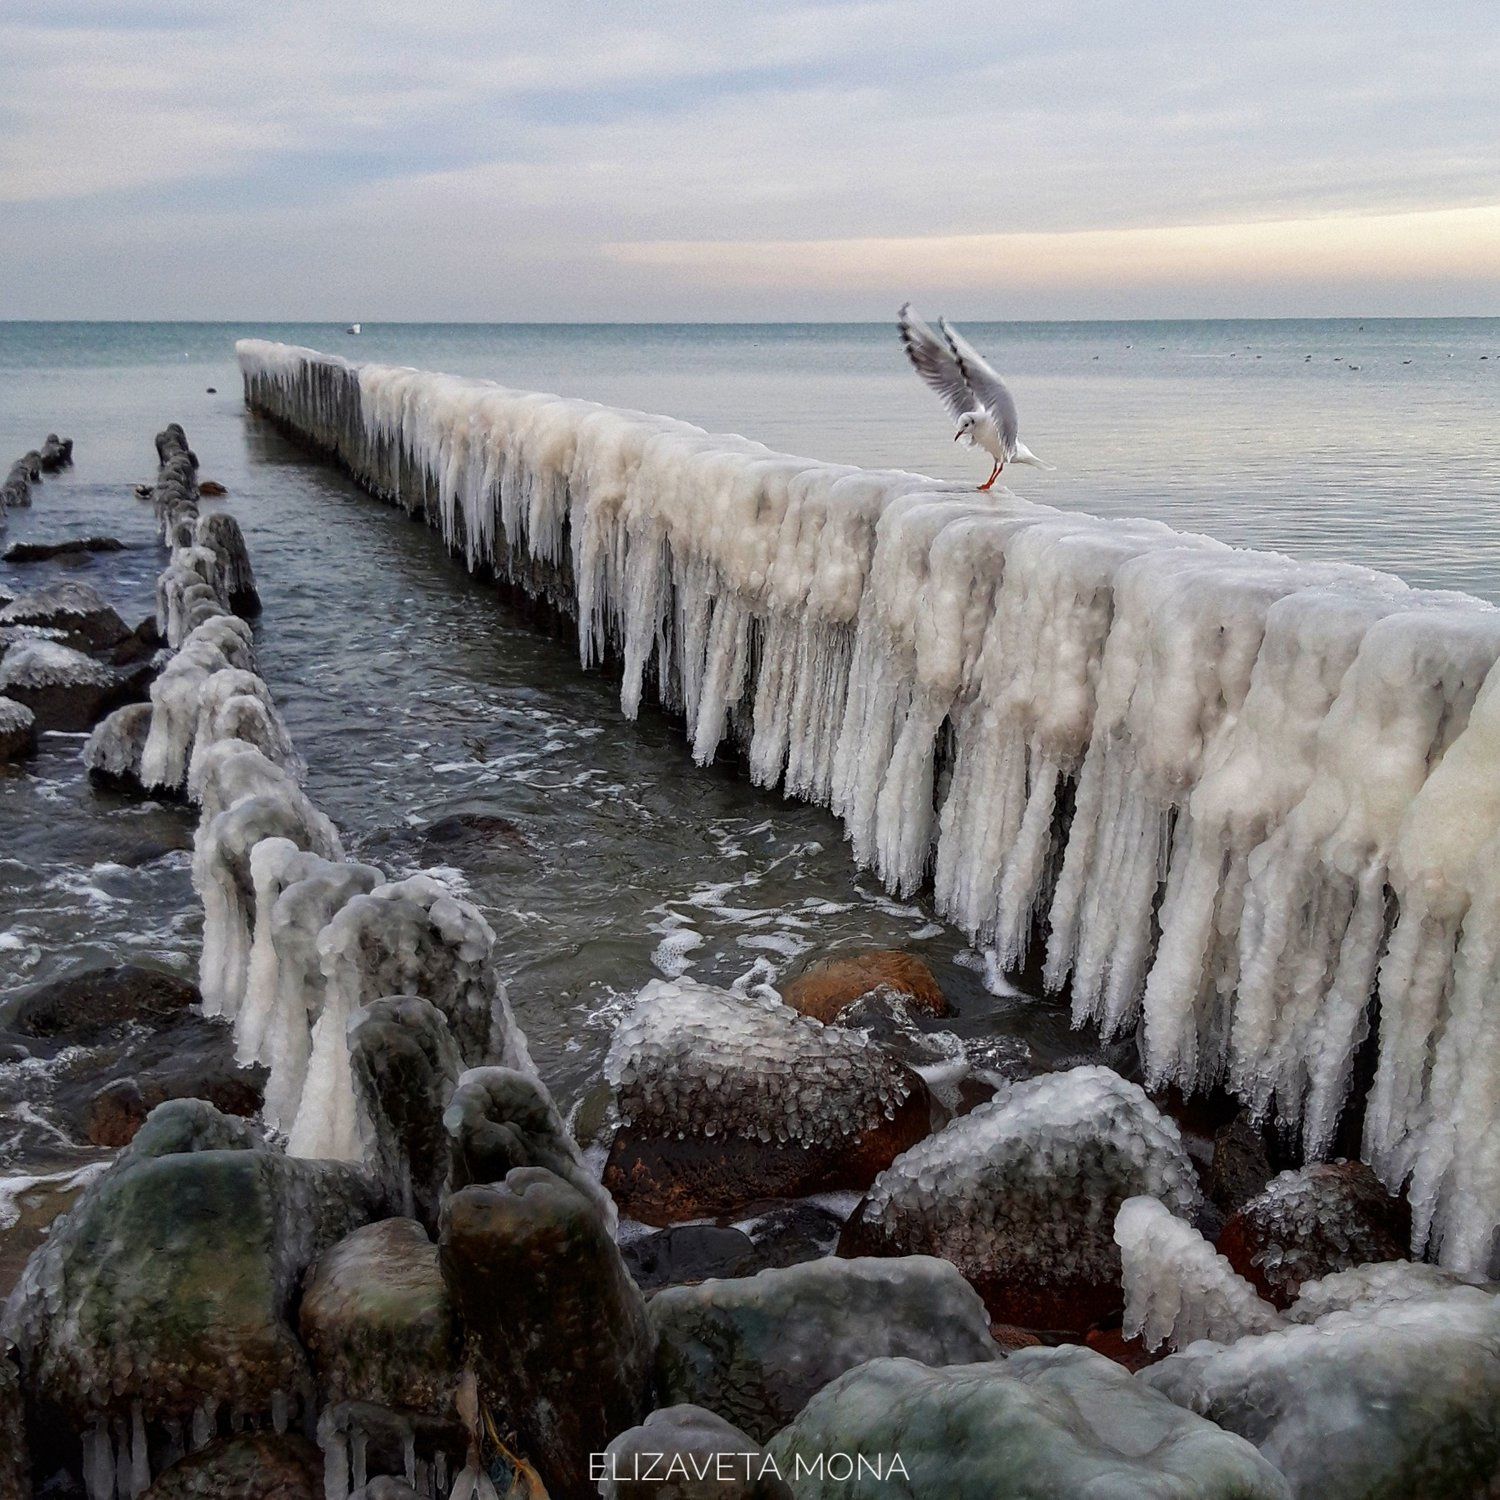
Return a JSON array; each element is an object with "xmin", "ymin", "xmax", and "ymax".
[
  {"xmin": 898, "ymin": 302, "xmax": 975, "ymax": 423},
  {"xmin": 940, "ymin": 318, "xmax": 1019, "ymax": 453}
]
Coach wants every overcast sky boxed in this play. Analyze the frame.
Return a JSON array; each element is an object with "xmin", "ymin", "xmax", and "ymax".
[{"xmin": 2, "ymin": 0, "xmax": 1497, "ymax": 320}]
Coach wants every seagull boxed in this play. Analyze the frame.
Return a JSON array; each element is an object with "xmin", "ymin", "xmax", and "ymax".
[{"xmin": 898, "ymin": 302, "xmax": 1053, "ymax": 489}]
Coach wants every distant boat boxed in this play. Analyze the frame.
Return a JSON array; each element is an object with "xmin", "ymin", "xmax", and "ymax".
[{"xmin": 346, "ymin": 322, "xmax": 361, "ymax": 335}]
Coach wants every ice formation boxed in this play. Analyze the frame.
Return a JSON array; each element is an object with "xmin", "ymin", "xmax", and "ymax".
[
  {"xmin": 196, "ymin": 510, "xmax": 260, "ymax": 613},
  {"xmin": 605, "ymin": 978, "xmax": 917, "ymax": 1147},
  {"xmin": 1116, "ymin": 1196, "xmax": 1285, "ymax": 1351},
  {"xmin": 240, "ymin": 341, "xmax": 1500, "ymax": 1270}
]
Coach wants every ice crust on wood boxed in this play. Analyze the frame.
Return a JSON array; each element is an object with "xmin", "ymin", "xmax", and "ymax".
[{"xmin": 239, "ymin": 340, "xmax": 1500, "ymax": 1271}]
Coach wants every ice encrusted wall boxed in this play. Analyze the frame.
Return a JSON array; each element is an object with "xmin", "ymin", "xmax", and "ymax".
[{"xmin": 239, "ymin": 339, "xmax": 1500, "ymax": 1274}]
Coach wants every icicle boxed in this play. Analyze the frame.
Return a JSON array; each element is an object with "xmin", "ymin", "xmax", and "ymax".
[
  {"xmin": 272, "ymin": 1389, "xmax": 289, "ymax": 1436},
  {"xmin": 130, "ymin": 1401, "xmax": 150, "ymax": 1497},
  {"xmin": 192, "ymin": 1399, "xmax": 216, "ymax": 1450},
  {"xmin": 83, "ymin": 1419, "xmax": 115, "ymax": 1500},
  {"xmin": 351, "ymin": 1427, "xmax": 368, "ymax": 1490}
]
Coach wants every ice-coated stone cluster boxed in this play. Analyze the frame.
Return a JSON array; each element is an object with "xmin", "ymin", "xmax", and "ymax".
[
  {"xmin": 854, "ymin": 1067, "xmax": 1201, "ymax": 1319},
  {"xmin": 650, "ymin": 1255, "xmax": 1000, "ymax": 1442},
  {"xmin": 1142, "ymin": 1279, "xmax": 1500, "ymax": 1498},
  {"xmin": 604, "ymin": 978, "xmax": 917, "ymax": 1147},
  {"xmin": 768, "ymin": 1349, "xmax": 1292, "ymax": 1499},
  {"xmin": 1116, "ymin": 1196, "xmax": 1285, "ymax": 1351},
  {"xmin": 239, "ymin": 340, "xmax": 1500, "ymax": 1268}
]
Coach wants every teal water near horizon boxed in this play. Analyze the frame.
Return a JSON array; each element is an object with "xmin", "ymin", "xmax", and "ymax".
[
  {"xmin": 2, "ymin": 317, "xmax": 1498, "ymax": 1194},
  {"xmin": 5, "ymin": 316, "xmax": 1499, "ymax": 598}
]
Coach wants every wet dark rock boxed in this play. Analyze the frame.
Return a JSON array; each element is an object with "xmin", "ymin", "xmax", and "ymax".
[
  {"xmin": 107, "ymin": 615, "xmax": 165, "ymax": 666},
  {"xmin": 739, "ymin": 1201, "xmax": 846, "ymax": 1269},
  {"xmin": 0, "ymin": 637, "xmax": 118, "ymax": 731},
  {"xmin": 780, "ymin": 948, "xmax": 948, "ymax": 1023},
  {"xmin": 1, "ymin": 1345, "xmax": 28, "ymax": 1500},
  {"xmin": 299, "ymin": 1219, "xmax": 458, "ymax": 1417},
  {"xmin": 197, "ymin": 510, "xmax": 259, "ymax": 613},
  {"xmin": 651, "ymin": 1255, "xmax": 1000, "ymax": 1443},
  {"xmin": 602, "ymin": 1406, "xmax": 792, "ymax": 1500},
  {"xmin": 347, "ymin": 997, "xmax": 464, "ymax": 1234},
  {"xmin": 140, "ymin": 1432, "xmax": 322, "ymax": 1499},
  {"xmin": 1219, "ymin": 1161, "xmax": 1411, "ymax": 1308},
  {"xmin": 0, "ymin": 579, "xmax": 129, "ymax": 649},
  {"xmin": 38, "ymin": 434, "xmax": 73, "ymax": 472},
  {"xmin": 7, "ymin": 963, "xmax": 198, "ymax": 1039},
  {"xmin": 0, "ymin": 695, "xmax": 36, "ymax": 761},
  {"xmin": 1206, "ymin": 1113, "xmax": 1277, "ymax": 1216},
  {"xmin": 623, "ymin": 1224, "xmax": 760, "ymax": 1292},
  {"xmin": 3, "ymin": 536, "xmax": 123, "ymax": 563},
  {"xmin": 3, "ymin": 1099, "xmax": 378, "ymax": 1428},
  {"xmin": 440, "ymin": 1167, "xmax": 654, "ymax": 1499},
  {"xmin": 771, "ymin": 1348, "xmax": 1291, "ymax": 1499},
  {"xmin": 605, "ymin": 1093, "xmax": 929, "ymax": 1228},
  {"xmin": 419, "ymin": 811, "xmax": 529, "ymax": 848}
]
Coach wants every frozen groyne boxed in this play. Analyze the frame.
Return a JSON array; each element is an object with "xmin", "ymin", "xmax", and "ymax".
[{"xmin": 239, "ymin": 339, "xmax": 1500, "ymax": 1275}]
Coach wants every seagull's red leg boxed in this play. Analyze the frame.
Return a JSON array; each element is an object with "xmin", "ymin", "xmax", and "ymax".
[{"xmin": 977, "ymin": 461, "xmax": 1002, "ymax": 491}]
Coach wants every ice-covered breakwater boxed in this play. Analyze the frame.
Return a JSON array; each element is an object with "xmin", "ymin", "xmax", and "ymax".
[{"xmin": 240, "ymin": 338, "xmax": 1500, "ymax": 1274}]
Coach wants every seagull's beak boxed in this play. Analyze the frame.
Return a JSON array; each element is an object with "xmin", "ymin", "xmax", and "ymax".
[{"xmin": 953, "ymin": 432, "xmax": 961, "ymax": 443}]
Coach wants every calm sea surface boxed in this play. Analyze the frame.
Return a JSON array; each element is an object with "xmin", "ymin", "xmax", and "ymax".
[{"xmin": 2, "ymin": 319, "xmax": 1497, "ymax": 1183}]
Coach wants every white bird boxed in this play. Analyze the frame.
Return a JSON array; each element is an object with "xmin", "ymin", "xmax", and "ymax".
[{"xmin": 898, "ymin": 302, "xmax": 1052, "ymax": 489}]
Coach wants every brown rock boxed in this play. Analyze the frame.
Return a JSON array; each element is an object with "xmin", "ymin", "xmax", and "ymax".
[
  {"xmin": 604, "ymin": 1072, "xmax": 932, "ymax": 1225},
  {"xmin": 1219, "ymin": 1160, "xmax": 1411, "ymax": 1308},
  {"xmin": 781, "ymin": 949, "xmax": 949, "ymax": 1023},
  {"xmin": 989, "ymin": 1323, "xmax": 1046, "ymax": 1353},
  {"xmin": 85, "ymin": 1077, "xmax": 149, "ymax": 1147},
  {"xmin": 199, "ymin": 480, "xmax": 229, "ymax": 496},
  {"xmin": 1085, "ymin": 1324, "xmax": 1162, "ymax": 1372}
]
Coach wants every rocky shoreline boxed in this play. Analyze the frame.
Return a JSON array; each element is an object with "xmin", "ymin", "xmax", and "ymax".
[{"xmin": 2, "ymin": 426, "xmax": 1499, "ymax": 1499}]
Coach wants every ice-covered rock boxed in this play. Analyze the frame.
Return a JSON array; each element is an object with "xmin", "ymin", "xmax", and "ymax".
[
  {"xmin": 600, "ymin": 1406, "xmax": 791, "ymax": 1500},
  {"xmin": 2, "ymin": 1100, "xmax": 376, "ymax": 1481},
  {"xmin": 299, "ymin": 1219, "xmax": 457, "ymax": 1418},
  {"xmin": 0, "ymin": 579, "xmax": 129, "ymax": 650},
  {"xmin": 1116, "ymin": 1197, "xmax": 1285, "ymax": 1352},
  {"xmin": 439, "ymin": 1167, "xmax": 654, "ymax": 1500},
  {"xmin": 1143, "ymin": 1288, "xmax": 1500, "ymax": 1499},
  {"xmin": 0, "ymin": 693, "xmax": 36, "ymax": 761},
  {"xmin": 0, "ymin": 637, "xmax": 116, "ymax": 731},
  {"xmin": 138, "ymin": 618, "xmax": 256, "ymax": 791},
  {"xmin": 444, "ymin": 1065, "xmax": 614, "ymax": 1231},
  {"xmin": 84, "ymin": 701, "xmax": 153, "ymax": 787},
  {"xmin": 347, "ymin": 996, "xmax": 465, "ymax": 1233},
  {"xmin": 182, "ymin": 667, "xmax": 296, "ymax": 798},
  {"xmin": 843, "ymin": 1066, "xmax": 1202, "ymax": 1329},
  {"xmin": 603, "ymin": 978, "xmax": 930, "ymax": 1222},
  {"xmin": 650, "ymin": 1255, "xmax": 999, "ymax": 1443},
  {"xmin": 769, "ymin": 1348, "xmax": 1292, "ymax": 1499},
  {"xmin": 1218, "ymin": 1163, "xmax": 1409, "ymax": 1307}
]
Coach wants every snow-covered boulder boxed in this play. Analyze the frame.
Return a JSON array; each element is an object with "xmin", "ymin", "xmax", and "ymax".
[
  {"xmin": 650, "ymin": 1255, "xmax": 999, "ymax": 1443},
  {"xmin": 768, "ymin": 1348, "xmax": 1291, "ymax": 1499},
  {"xmin": 0, "ymin": 637, "xmax": 116, "ymax": 731},
  {"xmin": 84, "ymin": 701, "xmax": 152, "ymax": 787},
  {"xmin": 603, "ymin": 979, "xmax": 931, "ymax": 1223},
  {"xmin": 0, "ymin": 694, "xmax": 36, "ymax": 761},
  {"xmin": 842, "ymin": 1066, "xmax": 1202, "ymax": 1330},
  {"xmin": 0, "ymin": 580, "xmax": 128, "ymax": 650}
]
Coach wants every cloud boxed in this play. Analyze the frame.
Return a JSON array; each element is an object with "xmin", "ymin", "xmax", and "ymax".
[{"xmin": 0, "ymin": 1, "xmax": 1496, "ymax": 316}]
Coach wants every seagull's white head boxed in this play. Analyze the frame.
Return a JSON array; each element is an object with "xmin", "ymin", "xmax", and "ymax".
[{"xmin": 954, "ymin": 411, "xmax": 982, "ymax": 445}]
